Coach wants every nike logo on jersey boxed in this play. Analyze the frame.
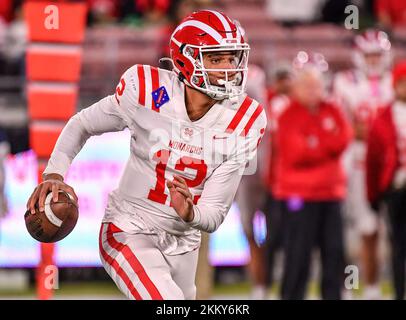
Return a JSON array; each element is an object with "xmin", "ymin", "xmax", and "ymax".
[{"xmin": 213, "ymin": 135, "xmax": 228, "ymax": 140}]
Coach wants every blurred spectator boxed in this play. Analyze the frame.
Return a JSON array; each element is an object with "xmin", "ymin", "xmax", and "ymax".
[
  {"xmin": 0, "ymin": 128, "xmax": 9, "ymax": 223},
  {"xmin": 86, "ymin": 0, "xmax": 172, "ymax": 26},
  {"xmin": 159, "ymin": 0, "xmax": 204, "ymax": 70},
  {"xmin": 274, "ymin": 52, "xmax": 352, "ymax": 299},
  {"xmin": 265, "ymin": 0, "xmax": 325, "ymax": 26},
  {"xmin": 136, "ymin": 0, "xmax": 170, "ymax": 23},
  {"xmin": 263, "ymin": 63, "xmax": 292, "ymax": 294},
  {"xmin": 87, "ymin": 0, "xmax": 120, "ymax": 25},
  {"xmin": 267, "ymin": 63, "xmax": 292, "ymax": 104},
  {"xmin": 375, "ymin": 0, "xmax": 406, "ymax": 29},
  {"xmin": 2, "ymin": 3, "xmax": 26, "ymax": 77},
  {"xmin": 0, "ymin": 0, "xmax": 13, "ymax": 23},
  {"xmin": 119, "ymin": 0, "xmax": 170, "ymax": 25},
  {"xmin": 366, "ymin": 61, "xmax": 406, "ymax": 300},
  {"xmin": 333, "ymin": 29, "xmax": 393, "ymax": 299},
  {"xmin": 235, "ymin": 64, "xmax": 268, "ymax": 299},
  {"xmin": 353, "ymin": 0, "xmax": 379, "ymax": 29},
  {"xmin": 0, "ymin": 17, "xmax": 7, "ymax": 75}
]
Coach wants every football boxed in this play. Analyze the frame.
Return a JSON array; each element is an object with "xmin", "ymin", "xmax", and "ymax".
[{"xmin": 24, "ymin": 191, "xmax": 79, "ymax": 243}]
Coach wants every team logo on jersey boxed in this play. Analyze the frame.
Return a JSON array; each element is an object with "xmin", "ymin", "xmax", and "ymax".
[
  {"xmin": 322, "ymin": 117, "xmax": 336, "ymax": 131},
  {"xmin": 181, "ymin": 126, "xmax": 194, "ymax": 141},
  {"xmin": 152, "ymin": 86, "xmax": 169, "ymax": 108}
]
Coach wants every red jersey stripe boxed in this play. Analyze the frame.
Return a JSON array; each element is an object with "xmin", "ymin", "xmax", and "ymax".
[
  {"xmin": 225, "ymin": 96, "xmax": 253, "ymax": 133},
  {"xmin": 240, "ymin": 104, "xmax": 264, "ymax": 137}
]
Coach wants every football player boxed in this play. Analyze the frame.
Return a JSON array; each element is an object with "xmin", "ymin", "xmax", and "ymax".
[
  {"xmin": 333, "ymin": 29, "xmax": 394, "ymax": 299},
  {"xmin": 26, "ymin": 10, "xmax": 266, "ymax": 300}
]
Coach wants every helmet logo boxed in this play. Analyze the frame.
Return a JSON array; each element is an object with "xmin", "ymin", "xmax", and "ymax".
[
  {"xmin": 185, "ymin": 47, "xmax": 195, "ymax": 57},
  {"xmin": 192, "ymin": 76, "xmax": 200, "ymax": 85}
]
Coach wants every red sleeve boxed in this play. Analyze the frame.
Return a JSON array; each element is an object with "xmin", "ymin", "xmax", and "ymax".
[
  {"xmin": 319, "ymin": 106, "xmax": 353, "ymax": 158},
  {"xmin": 0, "ymin": 0, "xmax": 12, "ymax": 22},
  {"xmin": 366, "ymin": 120, "xmax": 383, "ymax": 205},
  {"xmin": 155, "ymin": 0, "xmax": 170, "ymax": 12},
  {"xmin": 267, "ymin": 88, "xmax": 276, "ymax": 103}
]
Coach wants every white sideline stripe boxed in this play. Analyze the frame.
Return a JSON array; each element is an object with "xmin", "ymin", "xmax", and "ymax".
[
  {"xmin": 28, "ymin": 82, "xmax": 77, "ymax": 93},
  {"xmin": 28, "ymin": 43, "xmax": 82, "ymax": 54},
  {"xmin": 30, "ymin": 120, "xmax": 66, "ymax": 130}
]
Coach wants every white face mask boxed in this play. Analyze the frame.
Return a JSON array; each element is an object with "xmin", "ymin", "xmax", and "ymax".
[
  {"xmin": 353, "ymin": 51, "xmax": 392, "ymax": 77},
  {"xmin": 197, "ymin": 47, "xmax": 249, "ymax": 100},
  {"xmin": 171, "ymin": 37, "xmax": 250, "ymax": 100}
]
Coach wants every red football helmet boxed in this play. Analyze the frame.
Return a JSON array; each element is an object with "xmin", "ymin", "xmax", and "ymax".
[
  {"xmin": 169, "ymin": 10, "xmax": 250, "ymax": 100},
  {"xmin": 353, "ymin": 29, "xmax": 392, "ymax": 76}
]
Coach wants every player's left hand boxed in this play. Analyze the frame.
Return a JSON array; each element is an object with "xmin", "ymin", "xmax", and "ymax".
[{"xmin": 167, "ymin": 175, "xmax": 194, "ymax": 222}]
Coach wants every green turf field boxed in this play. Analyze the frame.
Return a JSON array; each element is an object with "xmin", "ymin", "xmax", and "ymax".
[{"xmin": 0, "ymin": 280, "xmax": 395, "ymax": 299}]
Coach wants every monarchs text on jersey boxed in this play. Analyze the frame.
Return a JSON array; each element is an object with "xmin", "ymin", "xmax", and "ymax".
[{"xmin": 44, "ymin": 64, "xmax": 267, "ymax": 255}]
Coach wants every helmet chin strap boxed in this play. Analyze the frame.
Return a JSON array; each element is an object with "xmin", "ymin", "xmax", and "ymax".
[{"xmin": 206, "ymin": 79, "xmax": 233, "ymax": 101}]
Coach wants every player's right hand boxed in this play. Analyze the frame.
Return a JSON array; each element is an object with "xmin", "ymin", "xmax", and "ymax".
[{"xmin": 26, "ymin": 173, "xmax": 78, "ymax": 215}]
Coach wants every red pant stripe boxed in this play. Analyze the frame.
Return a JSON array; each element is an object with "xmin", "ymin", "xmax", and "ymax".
[
  {"xmin": 99, "ymin": 224, "xmax": 142, "ymax": 300},
  {"xmin": 106, "ymin": 224, "xmax": 163, "ymax": 300}
]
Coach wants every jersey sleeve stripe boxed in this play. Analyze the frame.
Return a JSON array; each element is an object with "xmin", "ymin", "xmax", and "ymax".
[
  {"xmin": 240, "ymin": 104, "xmax": 264, "ymax": 137},
  {"xmin": 137, "ymin": 64, "xmax": 146, "ymax": 107},
  {"xmin": 225, "ymin": 96, "xmax": 253, "ymax": 133},
  {"xmin": 150, "ymin": 66, "xmax": 160, "ymax": 113}
]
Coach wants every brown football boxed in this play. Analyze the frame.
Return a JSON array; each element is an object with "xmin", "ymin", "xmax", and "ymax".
[{"xmin": 24, "ymin": 190, "xmax": 79, "ymax": 243}]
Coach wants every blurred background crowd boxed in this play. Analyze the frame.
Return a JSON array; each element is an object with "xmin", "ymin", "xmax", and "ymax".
[{"xmin": 1, "ymin": 0, "xmax": 406, "ymax": 300}]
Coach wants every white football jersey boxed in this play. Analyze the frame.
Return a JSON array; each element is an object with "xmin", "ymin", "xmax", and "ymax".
[
  {"xmin": 333, "ymin": 69, "xmax": 394, "ymax": 166},
  {"xmin": 333, "ymin": 69, "xmax": 393, "ymax": 126},
  {"xmin": 44, "ymin": 64, "xmax": 267, "ymax": 254}
]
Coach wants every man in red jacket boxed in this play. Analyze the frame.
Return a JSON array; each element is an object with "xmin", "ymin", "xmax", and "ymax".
[
  {"xmin": 273, "ymin": 53, "xmax": 352, "ymax": 299},
  {"xmin": 366, "ymin": 61, "xmax": 406, "ymax": 300}
]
